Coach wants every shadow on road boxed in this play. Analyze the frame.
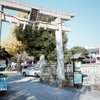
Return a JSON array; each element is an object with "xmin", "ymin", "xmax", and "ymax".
[{"xmin": 0, "ymin": 89, "xmax": 27, "ymax": 100}]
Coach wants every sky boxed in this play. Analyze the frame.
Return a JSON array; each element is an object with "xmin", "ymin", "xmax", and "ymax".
[{"xmin": 1, "ymin": 0, "xmax": 100, "ymax": 50}]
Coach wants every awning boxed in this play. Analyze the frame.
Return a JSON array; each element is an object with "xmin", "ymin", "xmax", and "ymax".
[{"xmin": 70, "ymin": 52, "xmax": 85, "ymax": 60}]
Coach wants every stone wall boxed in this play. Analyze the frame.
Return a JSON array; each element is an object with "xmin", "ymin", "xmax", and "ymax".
[
  {"xmin": 65, "ymin": 64, "xmax": 100, "ymax": 86},
  {"xmin": 42, "ymin": 64, "xmax": 100, "ymax": 86},
  {"xmin": 42, "ymin": 64, "xmax": 58, "ymax": 83}
]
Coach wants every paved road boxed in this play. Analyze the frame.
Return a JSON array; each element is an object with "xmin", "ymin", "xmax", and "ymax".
[{"xmin": 0, "ymin": 74, "xmax": 100, "ymax": 100}]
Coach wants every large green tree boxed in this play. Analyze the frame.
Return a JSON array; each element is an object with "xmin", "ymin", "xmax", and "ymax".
[
  {"xmin": 15, "ymin": 25, "xmax": 56, "ymax": 61},
  {"xmin": 13, "ymin": 12, "xmax": 68, "ymax": 62},
  {"xmin": 64, "ymin": 46, "xmax": 89, "ymax": 60}
]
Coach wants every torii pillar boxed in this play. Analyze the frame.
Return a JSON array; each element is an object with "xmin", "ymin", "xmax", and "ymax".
[
  {"xmin": 55, "ymin": 18, "xmax": 65, "ymax": 80},
  {"xmin": 0, "ymin": 5, "xmax": 3, "ymax": 47},
  {"xmin": 0, "ymin": 5, "xmax": 2, "ymax": 69}
]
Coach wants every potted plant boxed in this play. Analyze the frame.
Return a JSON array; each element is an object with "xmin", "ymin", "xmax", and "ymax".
[
  {"xmin": 40, "ymin": 77, "xmax": 43, "ymax": 82},
  {"xmin": 62, "ymin": 79, "xmax": 68, "ymax": 87}
]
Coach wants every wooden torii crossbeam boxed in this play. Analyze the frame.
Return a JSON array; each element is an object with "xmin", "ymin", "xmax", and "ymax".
[{"xmin": 0, "ymin": 0, "xmax": 75, "ymax": 80}]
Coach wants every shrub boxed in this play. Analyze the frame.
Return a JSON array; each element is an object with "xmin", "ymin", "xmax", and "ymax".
[{"xmin": 62, "ymin": 79, "xmax": 69, "ymax": 84}]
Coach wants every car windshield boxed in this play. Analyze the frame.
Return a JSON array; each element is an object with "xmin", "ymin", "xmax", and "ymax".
[
  {"xmin": 33, "ymin": 67, "xmax": 40, "ymax": 71},
  {"xmin": 25, "ymin": 67, "xmax": 33, "ymax": 70}
]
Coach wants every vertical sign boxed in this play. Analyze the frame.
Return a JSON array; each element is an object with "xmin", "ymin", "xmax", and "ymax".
[
  {"xmin": 74, "ymin": 61, "xmax": 82, "ymax": 84},
  {"xmin": 0, "ymin": 78, "xmax": 7, "ymax": 91},
  {"xmin": 74, "ymin": 72, "xmax": 82, "ymax": 84},
  {"xmin": 54, "ymin": 66, "xmax": 56, "ymax": 75},
  {"xmin": 29, "ymin": 8, "xmax": 39, "ymax": 21}
]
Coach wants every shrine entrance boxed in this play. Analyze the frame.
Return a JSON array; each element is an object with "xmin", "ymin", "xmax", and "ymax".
[{"xmin": 0, "ymin": 0, "xmax": 75, "ymax": 80}]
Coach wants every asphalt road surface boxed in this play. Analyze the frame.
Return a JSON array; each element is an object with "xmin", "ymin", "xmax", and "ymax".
[{"xmin": 0, "ymin": 74, "xmax": 100, "ymax": 100}]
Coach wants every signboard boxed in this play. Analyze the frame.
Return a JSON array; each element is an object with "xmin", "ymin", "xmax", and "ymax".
[
  {"xmin": 54, "ymin": 66, "xmax": 56, "ymax": 75},
  {"xmin": 74, "ymin": 61, "xmax": 82, "ymax": 71},
  {"xmin": 29, "ymin": 8, "xmax": 39, "ymax": 21},
  {"xmin": 0, "ymin": 78, "xmax": 7, "ymax": 91},
  {"xmin": 0, "ymin": 56, "xmax": 8, "ymax": 71},
  {"xmin": 74, "ymin": 72, "xmax": 82, "ymax": 84},
  {"xmin": 0, "ymin": 60, "xmax": 6, "ymax": 68}
]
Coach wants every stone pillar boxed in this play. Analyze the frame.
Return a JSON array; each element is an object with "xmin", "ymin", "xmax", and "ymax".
[
  {"xmin": 55, "ymin": 18, "xmax": 65, "ymax": 80},
  {"xmin": 40, "ymin": 54, "xmax": 44, "ymax": 79},
  {"xmin": 0, "ymin": 5, "xmax": 3, "ymax": 44},
  {"xmin": 91, "ymin": 76, "xmax": 95, "ymax": 84},
  {"xmin": 97, "ymin": 65, "xmax": 100, "ymax": 76}
]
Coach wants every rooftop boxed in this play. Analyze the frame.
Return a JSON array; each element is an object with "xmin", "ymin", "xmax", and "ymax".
[{"xmin": 70, "ymin": 53, "xmax": 85, "ymax": 60}]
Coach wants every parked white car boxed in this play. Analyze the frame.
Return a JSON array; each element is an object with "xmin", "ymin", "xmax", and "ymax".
[{"xmin": 22, "ymin": 67, "xmax": 40, "ymax": 77}]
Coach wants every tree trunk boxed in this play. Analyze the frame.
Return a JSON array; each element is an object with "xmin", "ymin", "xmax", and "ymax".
[
  {"xmin": 17, "ymin": 50, "xmax": 23, "ymax": 73},
  {"xmin": 6, "ymin": 58, "xmax": 11, "ymax": 71},
  {"xmin": 17, "ymin": 60, "xmax": 22, "ymax": 73}
]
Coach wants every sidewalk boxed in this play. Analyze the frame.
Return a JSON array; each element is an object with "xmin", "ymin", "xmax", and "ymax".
[{"xmin": 0, "ymin": 71, "xmax": 17, "ymax": 74}]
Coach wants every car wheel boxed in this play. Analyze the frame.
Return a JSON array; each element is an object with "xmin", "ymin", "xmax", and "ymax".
[{"xmin": 23, "ymin": 72, "xmax": 26, "ymax": 76}]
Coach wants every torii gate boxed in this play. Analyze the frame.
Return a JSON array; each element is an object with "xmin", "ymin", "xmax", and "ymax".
[{"xmin": 0, "ymin": 0, "xmax": 75, "ymax": 80}]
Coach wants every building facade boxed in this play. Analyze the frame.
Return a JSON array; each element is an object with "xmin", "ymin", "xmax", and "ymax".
[{"xmin": 86, "ymin": 45, "xmax": 100, "ymax": 63}]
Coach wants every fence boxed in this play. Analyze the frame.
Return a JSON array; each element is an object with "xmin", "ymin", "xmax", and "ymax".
[
  {"xmin": 43, "ymin": 64, "xmax": 100, "ymax": 85},
  {"xmin": 65, "ymin": 64, "xmax": 100, "ymax": 76},
  {"xmin": 43, "ymin": 64, "xmax": 100, "ymax": 77}
]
